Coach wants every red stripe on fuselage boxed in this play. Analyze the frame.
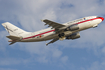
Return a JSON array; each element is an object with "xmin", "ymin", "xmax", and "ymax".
[
  {"xmin": 22, "ymin": 30, "xmax": 55, "ymax": 40},
  {"xmin": 76, "ymin": 17, "xmax": 100, "ymax": 24},
  {"xmin": 22, "ymin": 17, "xmax": 101, "ymax": 40}
]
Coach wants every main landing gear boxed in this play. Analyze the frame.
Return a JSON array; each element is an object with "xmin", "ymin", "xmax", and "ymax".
[{"xmin": 58, "ymin": 33, "xmax": 66, "ymax": 40}]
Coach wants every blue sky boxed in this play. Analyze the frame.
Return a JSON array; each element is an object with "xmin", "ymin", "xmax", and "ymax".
[{"xmin": 0, "ymin": 0, "xmax": 105, "ymax": 70}]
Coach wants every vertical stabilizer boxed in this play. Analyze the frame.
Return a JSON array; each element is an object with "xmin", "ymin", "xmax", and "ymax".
[{"xmin": 2, "ymin": 22, "xmax": 28, "ymax": 36}]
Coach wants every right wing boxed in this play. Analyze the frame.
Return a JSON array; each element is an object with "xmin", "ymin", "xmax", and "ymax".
[{"xmin": 46, "ymin": 38, "xmax": 59, "ymax": 46}]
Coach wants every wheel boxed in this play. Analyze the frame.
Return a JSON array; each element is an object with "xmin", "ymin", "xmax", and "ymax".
[{"xmin": 58, "ymin": 33, "xmax": 65, "ymax": 38}]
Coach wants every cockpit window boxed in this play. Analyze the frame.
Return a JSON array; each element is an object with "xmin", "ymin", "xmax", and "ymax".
[
  {"xmin": 84, "ymin": 18, "xmax": 86, "ymax": 20},
  {"xmin": 96, "ymin": 16, "xmax": 101, "ymax": 18}
]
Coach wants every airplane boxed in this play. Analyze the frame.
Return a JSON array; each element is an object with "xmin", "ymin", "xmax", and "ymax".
[{"xmin": 2, "ymin": 16, "xmax": 104, "ymax": 45}]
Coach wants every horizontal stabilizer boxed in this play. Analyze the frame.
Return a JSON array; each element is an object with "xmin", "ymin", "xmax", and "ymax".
[
  {"xmin": 6, "ymin": 35, "xmax": 22, "ymax": 40},
  {"xmin": 9, "ymin": 42, "xmax": 16, "ymax": 45}
]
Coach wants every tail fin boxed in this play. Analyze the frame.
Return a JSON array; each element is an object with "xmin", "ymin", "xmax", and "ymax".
[{"xmin": 2, "ymin": 22, "xmax": 28, "ymax": 36}]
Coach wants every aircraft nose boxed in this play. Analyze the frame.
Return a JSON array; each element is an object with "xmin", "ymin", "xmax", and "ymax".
[{"xmin": 98, "ymin": 17, "xmax": 104, "ymax": 21}]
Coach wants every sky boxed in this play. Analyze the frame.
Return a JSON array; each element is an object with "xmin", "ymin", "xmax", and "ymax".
[{"xmin": 0, "ymin": 0, "xmax": 105, "ymax": 70}]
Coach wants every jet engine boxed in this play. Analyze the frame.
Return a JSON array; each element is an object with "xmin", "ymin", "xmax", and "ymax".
[
  {"xmin": 66, "ymin": 33, "xmax": 80, "ymax": 40},
  {"xmin": 66, "ymin": 24, "xmax": 79, "ymax": 31}
]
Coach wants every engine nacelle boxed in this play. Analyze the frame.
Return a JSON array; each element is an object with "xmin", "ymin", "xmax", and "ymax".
[
  {"xmin": 66, "ymin": 33, "xmax": 80, "ymax": 40},
  {"xmin": 66, "ymin": 24, "xmax": 79, "ymax": 31}
]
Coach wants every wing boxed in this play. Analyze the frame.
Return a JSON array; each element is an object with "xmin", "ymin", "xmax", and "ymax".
[
  {"xmin": 46, "ymin": 38, "xmax": 59, "ymax": 46},
  {"xmin": 42, "ymin": 19, "xmax": 66, "ymax": 30}
]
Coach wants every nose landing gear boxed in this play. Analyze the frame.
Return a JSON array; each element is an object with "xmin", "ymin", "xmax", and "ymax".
[{"xmin": 93, "ymin": 24, "xmax": 98, "ymax": 28}]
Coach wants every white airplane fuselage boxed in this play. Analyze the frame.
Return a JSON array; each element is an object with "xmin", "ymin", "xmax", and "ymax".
[
  {"xmin": 20, "ymin": 16, "xmax": 104, "ymax": 42},
  {"xmin": 2, "ymin": 16, "xmax": 104, "ymax": 45}
]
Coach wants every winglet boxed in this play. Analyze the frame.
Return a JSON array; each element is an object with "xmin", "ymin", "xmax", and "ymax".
[{"xmin": 46, "ymin": 43, "xmax": 48, "ymax": 46}]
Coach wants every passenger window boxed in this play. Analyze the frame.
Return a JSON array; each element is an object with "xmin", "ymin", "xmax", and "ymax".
[{"xmin": 37, "ymin": 36, "xmax": 39, "ymax": 38}]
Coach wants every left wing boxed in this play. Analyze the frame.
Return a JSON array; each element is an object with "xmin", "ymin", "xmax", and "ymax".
[
  {"xmin": 42, "ymin": 19, "xmax": 68, "ymax": 45},
  {"xmin": 42, "ymin": 19, "xmax": 66, "ymax": 30}
]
